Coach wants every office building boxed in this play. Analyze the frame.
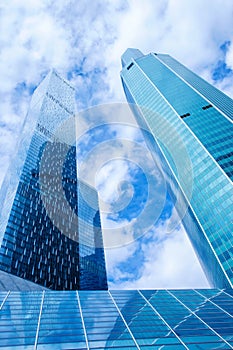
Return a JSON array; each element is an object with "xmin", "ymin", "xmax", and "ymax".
[
  {"xmin": 0, "ymin": 53, "xmax": 233, "ymax": 349},
  {"xmin": 0, "ymin": 70, "xmax": 107, "ymax": 290},
  {"xmin": 121, "ymin": 49, "xmax": 233, "ymax": 289}
]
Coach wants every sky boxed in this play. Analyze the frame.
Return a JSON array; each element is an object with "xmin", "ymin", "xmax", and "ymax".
[{"xmin": 0, "ymin": 0, "xmax": 233, "ymax": 289}]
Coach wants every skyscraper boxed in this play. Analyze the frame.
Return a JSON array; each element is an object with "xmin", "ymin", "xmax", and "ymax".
[
  {"xmin": 0, "ymin": 70, "xmax": 107, "ymax": 290},
  {"xmin": 121, "ymin": 49, "xmax": 233, "ymax": 289},
  {"xmin": 0, "ymin": 56, "xmax": 233, "ymax": 350}
]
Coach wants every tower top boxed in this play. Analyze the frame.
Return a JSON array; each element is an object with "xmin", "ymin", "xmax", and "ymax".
[{"xmin": 121, "ymin": 48, "xmax": 144, "ymax": 67}]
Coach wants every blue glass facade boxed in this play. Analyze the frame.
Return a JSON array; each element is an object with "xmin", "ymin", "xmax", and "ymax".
[
  {"xmin": 0, "ymin": 270, "xmax": 47, "ymax": 291},
  {"xmin": 0, "ymin": 289, "xmax": 232, "ymax": 349},
  {"xmin": 0, "ymin": 70, "xmax": 107, "ymax": 290},
  {"xmin": 121, "ymin": 49, "xmax": 233, "ymax": 289}
]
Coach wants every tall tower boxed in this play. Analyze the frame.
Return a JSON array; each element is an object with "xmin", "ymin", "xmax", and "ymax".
[
  {"xmin": 121, "ymin": 49, "xmax": 233, "ymax": 288},
  {"xmin": 0, "ymin": 70, "xmax": 107, "ymax": 290}
]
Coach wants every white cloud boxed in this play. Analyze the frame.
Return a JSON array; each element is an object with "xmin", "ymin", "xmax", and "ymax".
[
  {"xmin": 104, "ymin": 0, "xmax": 233, "ymax": 100},
  {"xmin": 0, "ymin": 0, "xmax": 232, "ymax": 288},
  {"xmin": 226, "ymin": 42, "xmax": 233, "ymax": 71},
  {"xmin": 96, "ymin": 160, "xmax": 131, "ymax": 203},
  {"xmin": 108, "ymin": 220, "xmax": 209, "ymax": 289},
  {"xmin": 105, "ymin": 241, "xmax": 138, "ymax": 284}
]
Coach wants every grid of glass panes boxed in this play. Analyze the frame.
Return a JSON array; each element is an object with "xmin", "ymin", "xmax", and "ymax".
[
  {"xmin": 143, "ymin": 54, "xmax": 233, "ymax": 180},
  {"xmin": 0, "ymin": 290, "xmax": 232, "ymax": 349},
  {"xmin": 157, "ymin": 54, "xmax": 233, "ymax": 122},
  {"xmin": 0, "ymin": 70, "xmax": 108, "ymax": 291},
  {"xmin": 121, "ymin": 54, "xmax": 233, "ymax": 288}
]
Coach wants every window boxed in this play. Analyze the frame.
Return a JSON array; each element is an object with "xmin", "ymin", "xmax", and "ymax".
[
  {"xmin": 127, "ymin": 62, "xmax": 134, "ymax": 70},
  {"xmin": 180, "ymin": 113, "xmax": 190, "ymax": 119},
  {"xmin": 202, "ymin": 104, "xmax": 213, "ymax": 110}
]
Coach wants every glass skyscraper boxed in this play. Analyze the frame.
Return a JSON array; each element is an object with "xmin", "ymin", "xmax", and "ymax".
[
  {"xmin": 1, "ymin": 54, "xmax": 233, "ymax": 350},
  {"xmin": 0, "ymin": 289, "xmax": 232, "ymax": 349},
  {"xmin": 121, "ymin": 49, "xmax": 233, "ymax": 289},
  {"xmin": 0, "ymin": 70, "xmax": 107, "ymax": 290}
]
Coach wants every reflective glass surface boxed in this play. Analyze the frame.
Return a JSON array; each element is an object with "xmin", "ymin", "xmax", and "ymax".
[
  {"xmin": 121, "ymin": 49, "xmax": 233, "ymax": 289},
  {"xmin": 0, "ymin": 70, "xmax": 107, "ymax": 290},
  {"xmin": 0, "ymin": 289, "xmax": 232, "ymax": 349}
]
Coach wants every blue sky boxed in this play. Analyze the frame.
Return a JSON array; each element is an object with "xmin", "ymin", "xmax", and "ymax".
[{"xmin": 0, "ymin": 0, "xmax": 233, "ymax": 288}]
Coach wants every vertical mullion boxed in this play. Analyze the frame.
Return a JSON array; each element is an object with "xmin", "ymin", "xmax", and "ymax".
[
  {"xmin": 108, "ymin": 290, "xmax": 140, "ymax": 350},
  {"xmin": 138, "ymin": 290, "xmax": 189, "ymax": 349},
  {"xmin": 0, "ymin": 291, "xmax": 10, "ymax": 310},
  {"xmin": 76, "ymin": 291, "xmax": 89, "ymax": 350},
  {"xmin": 34, "ymin": 290, "xmax": 45, "ymax": 350},
  {"xmin": 194, "ymin": 289, "xmax": 233, "ymax": 318},
  {"xmin": 167, "ymin": 290, "xmax": 233, "ymax": 349},
  {"xmin": 222, "ymin": 289, "xmax": 233, "ymax": 300}
]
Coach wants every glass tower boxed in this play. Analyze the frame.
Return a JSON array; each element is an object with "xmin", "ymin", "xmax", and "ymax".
[
  {"xmin": 121, "ymin": 49, "xmax": 233, "ymax": 289},
  {"xmin": 0, "ymin": 70, "xmax": 107, "ymax": 290}
]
